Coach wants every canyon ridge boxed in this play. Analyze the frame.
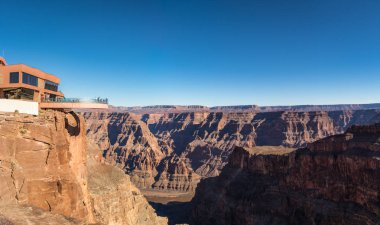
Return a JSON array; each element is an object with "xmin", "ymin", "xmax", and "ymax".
[
  {"xmin": 84, "ymin": 106, "xmax": 380, "ymax": 194},
  {"xmin": 192, "ymin": 122, "xmax": 380, "ymax": 225},
  {"xmin": 1, "ymin": 105, "xmax": 379, "ymax": 225}
]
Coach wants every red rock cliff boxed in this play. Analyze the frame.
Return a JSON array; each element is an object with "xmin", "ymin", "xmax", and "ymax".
[
  {"xmin": 0, "ymin": 111, "xmax": 92, "ymax": 220},
  {"xmin": 84, "ymin": 110, "xmax": 380, "ymax": 193},
  {"xmin": 191, "ymin": 123, "xmax": 380, "ymax": 225},
  {"xmin": 0, "ymin": 111, "xmax": 167, "ymax": 224}
]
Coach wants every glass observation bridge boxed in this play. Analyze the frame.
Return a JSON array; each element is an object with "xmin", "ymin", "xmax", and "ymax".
[
  {"xmin": 43, "ymin": 97, "xmax": 108, "ymax": 104},
  {"xmin": 40, "ymin": 97, "xmax": 109, "ymax": 109}
]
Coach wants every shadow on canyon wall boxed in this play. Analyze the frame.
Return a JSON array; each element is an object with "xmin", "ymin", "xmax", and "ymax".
[{"xmin": 149, "ymin": 201, "xmax": 194, "ymax": 225}]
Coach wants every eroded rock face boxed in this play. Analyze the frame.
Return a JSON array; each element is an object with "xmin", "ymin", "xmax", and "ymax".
[
  {"xmin": 87, "ymin": 142, "xmax": 168, "ymax": 225},
  {"xmin": 84, "ymin": 110, "xmax": 380, "ymax": 192},
  {"xmin": 0, "ymin": 111, "xmax": 167, "ymax": 225},
  {"xmin": 0, "ymin": 205, "xmax": 79, "ymax": 225},
  {"xmin": 191, "ymin": 124, "xmax": 380, "ymax": 225},
  {"xmin": 0, "ymin": 111, "xmax": 92, "ymax": 221},
  {"xmin": 110, "ymin": 103, "xmax": 380, "ymax": 114},
  {"xmin": 152, "ymin": 154, "xmax": 200, "ymax": 192},
  {"xmin": 84, "ymin": 112, "xmax": 200, "ymax": 192}
]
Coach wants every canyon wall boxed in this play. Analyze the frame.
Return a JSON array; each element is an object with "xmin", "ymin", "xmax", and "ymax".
[
  {"xmin": 108, "ymin": 103, "xmax": 380, "ymax": 114},
  {"xmin": 191, "ymin": 123, "xmax": 380, "ymax": 225},
  {"xmin": 0, "ymin": 110, "xmax": 92, "ymax": 221},
  {"xmin": 0, "ymin": 111, "xmax": 167, "ymax": 225},
  {"xmin": 84, "ymin": 109, "xmax": 380, "ymax": 191},
  {"xmin": 87, "ymin": 142, "xmax": 168, "ymax": 225}
]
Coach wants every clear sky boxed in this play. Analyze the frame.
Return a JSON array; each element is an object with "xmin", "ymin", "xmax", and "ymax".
[{"xmin": 1, "ymin": 0, "xmax": 379, "ymax": 106}]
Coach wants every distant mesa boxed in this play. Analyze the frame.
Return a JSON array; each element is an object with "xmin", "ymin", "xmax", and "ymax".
[{"xmin": 107, "ymin": 103, "xmax": 380, "ymax": 114}]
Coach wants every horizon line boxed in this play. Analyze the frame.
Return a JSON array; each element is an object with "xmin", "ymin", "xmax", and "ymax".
[{"xmin": 111, "ymin": 102, "xmax": 380, "ymax": 108}]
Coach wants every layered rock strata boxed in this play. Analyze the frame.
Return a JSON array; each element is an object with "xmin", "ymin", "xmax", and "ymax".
[
  {"xmin": 84, "ymin": 112, "xmax": 200, "ymax": 192},
  {"xmin": 0, "ymin": 111, "xmax": 92, "ymax": 221},
  {"xmin": 84, "ymin": 110, "xmax": 380, "ymax": 192},
  {"xmin": 108, "ymin": 103, "xmax": 380, "ymax": 114},
  {"xmin": 191, "ymin": 124, "xmax": 380, "ymax": 225},
  {"xmin": 0, "ymin": 111, "xmax": 167, "ymax": 225},
  {"xmin": 87, "ymin": 142, "xmax": 168, "ymax": 225}
]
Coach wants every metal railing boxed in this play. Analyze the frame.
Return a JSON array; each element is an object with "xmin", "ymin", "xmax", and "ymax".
[{"xmin": 43, "ymin": 97, "xmax": 108, "ymax": 104}]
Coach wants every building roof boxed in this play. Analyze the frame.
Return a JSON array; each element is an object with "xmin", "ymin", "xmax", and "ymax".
[
  {"xmin": 5, "ymin": 64, "xmax": 61, "ymax": 84},
  {"xmin": 0, "ymin": 58, "xmax": 60, "ymax": 84}
]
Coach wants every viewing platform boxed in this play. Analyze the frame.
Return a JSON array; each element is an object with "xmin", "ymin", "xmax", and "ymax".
[
  {"xmin": 0, "ymin": 57, "xmax": 109, "ymax": 115},
  {"xmin": 40, "ymin": 98, "xmax": 109, "ymax": 109}
]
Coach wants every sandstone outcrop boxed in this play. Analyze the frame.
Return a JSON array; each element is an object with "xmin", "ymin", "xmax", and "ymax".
[
  {"xmin": 84, "ymin": 110, "xmax": 380, "ymax": 192},
  {"xmin": 0, "ymin": 111, "xmax": 92, "ymax": 221},
  {"xmin": 0, "ymin": 205, "xmax": 79, "ymax": 225},
  {"xmin": 191, "ymin": 124, "xmax": 380, "ymax": 225},
  {"xmin": 87, "ymin": 142, "xmax": 168, "ymax": 225},
  {"xmin": 0, "ymin": 111, "xmax": 167, "ymax": 225}
]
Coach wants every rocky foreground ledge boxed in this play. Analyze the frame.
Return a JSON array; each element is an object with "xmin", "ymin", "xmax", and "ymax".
[
  {"xmin": 0, "ymin": 111, "xmax": 167, "ymax": 225},
  {"xmin": 192, "ymin": 123, "xmax": 380, "ymax": 225}
]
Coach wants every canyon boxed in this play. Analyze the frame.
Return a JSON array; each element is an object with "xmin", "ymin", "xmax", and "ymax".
[
  {"xmin": 1, "ymin": 106, "xmax": 379, "ymax": 224},
  {"xmin": 191, "ymin": 123, "xmax": 380, "ymax": 225},
  {"xmin": 0, "ymin": 110, "xmax": 167, "ymax": 224},
  {"xmin": 84, "ymin": 109, "xmax": 380, "ymax": 193},
  {"xmin": 109, "ymin": 103, "xmax": 380, "ymax": 114}
]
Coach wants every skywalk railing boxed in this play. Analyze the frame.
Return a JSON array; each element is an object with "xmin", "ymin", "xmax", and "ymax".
[{"xmin": 43, "ymin": 97, "xmax": 108, "ymax": 104}]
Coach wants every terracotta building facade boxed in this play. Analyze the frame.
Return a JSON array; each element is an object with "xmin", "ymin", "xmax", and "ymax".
[{"xmin": 0, "ymin": 57, "xmax": 64, "ymax": 102}]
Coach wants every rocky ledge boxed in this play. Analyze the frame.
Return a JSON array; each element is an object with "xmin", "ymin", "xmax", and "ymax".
[
  {"xmin": 192, "ymin": 123, "xmax": 380, "ymax": 225},
  {"xmin": 0, "ymin": 111, "xmax": 167, "ymax": 225}
]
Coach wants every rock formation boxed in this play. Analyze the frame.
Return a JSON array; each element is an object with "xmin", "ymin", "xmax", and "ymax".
[
  {"xmin": 106, "ymin": 103, "xmax": 380, "ymax": 114},
  {"xmin": 191, "ymin": 123, "xmax": 380, "ymax": 225},
  {"xmin": 87, "ymin": 142, "xmax": 168, "ymax": 225},
  {"xmin": 84, "ymin": 112, "xmax": 200, "ymax": 192},
  {"xmin": 0, "ymin": 111, "xmax": 167, "ymax": 225},
  {"xmin": 84, "ymin": 110, "xmax": 380, "ymax": 192},
  {"xmin": 0, "ymin": 110, "xmax": 92, "ymax": 221}
]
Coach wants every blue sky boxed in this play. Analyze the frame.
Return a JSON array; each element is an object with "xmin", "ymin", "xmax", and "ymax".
[{"xmin": 1, "ymin": 0, "xmax": 379, "ymax": 106}]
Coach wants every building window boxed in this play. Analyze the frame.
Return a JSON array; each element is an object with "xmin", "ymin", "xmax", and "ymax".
[
  {"xmin": 22, "ymin": 73, "xmax": 38, "ymax": 87},
  {"xmin": 10, "ymin": 72, "xmax": 19, "ymax": 83},
  {"xmin": 44, "ymin": 80, "xmax": 58, "ymax": 92}
]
